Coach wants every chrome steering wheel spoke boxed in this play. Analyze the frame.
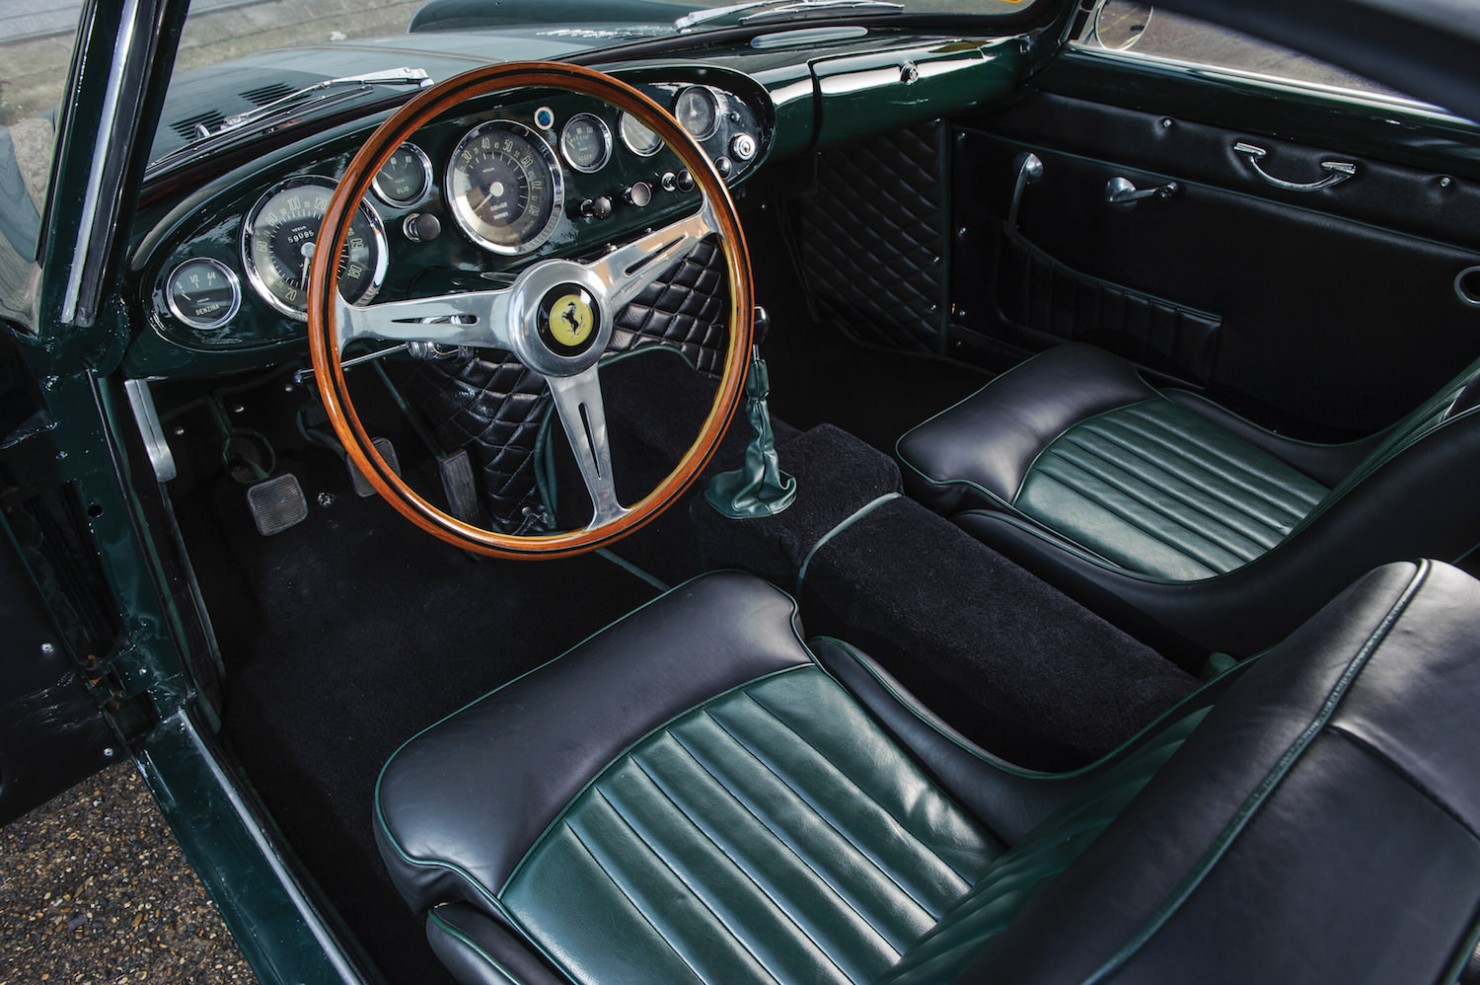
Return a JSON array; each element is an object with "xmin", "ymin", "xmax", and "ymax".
[
  {"xmin": 335, "ymin": 289, "xmax": 513, "ymax": 352},
  {"xmin": 546, "ymin": 365, "xmax": 629, "ymax": 529},
  {"xmin": 586, "ymin": 200, "xmax": 723, "ymax": 313}
]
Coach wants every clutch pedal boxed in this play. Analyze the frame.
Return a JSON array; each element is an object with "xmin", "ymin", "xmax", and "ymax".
[
  {"xmin": 246, "ymin": 473, "xmax": 308, "ymax": 536},
  {"xmin": 349, "ymin": 437, "xmax": 401, "ymax": 497}
]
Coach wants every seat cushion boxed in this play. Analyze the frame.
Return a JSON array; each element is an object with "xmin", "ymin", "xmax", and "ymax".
[
  {"xmin": 1016, "ymin": 398, "xmax": 1329, "ymax": 579},
  {"xmin": 503, "ymin": 664, "xmax": 1001, "ymax": 984},
  {"xmin": 375, "ymin": 572, "xmax": 1005, "ymax": 984},
  {"xmin": 897, "ymin": 343, "xmax": 1331, "ymax": 582}
]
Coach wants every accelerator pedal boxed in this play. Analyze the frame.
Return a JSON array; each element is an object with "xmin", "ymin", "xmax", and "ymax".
[
  {"xmin": 349, "ymin": 437, "xmax": 401, "ymax": 498},
  {"xmin": 438, "ymin": 449, "xmax": 483, "ymax": 525},
  {"xmin": 246, "ymin": 474, "xmax": 308, "ymax": 536}
]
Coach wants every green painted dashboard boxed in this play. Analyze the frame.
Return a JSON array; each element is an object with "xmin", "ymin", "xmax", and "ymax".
[{"xmin": 123, "ymin": 35, "xmax": 1027, "ymax": 380}]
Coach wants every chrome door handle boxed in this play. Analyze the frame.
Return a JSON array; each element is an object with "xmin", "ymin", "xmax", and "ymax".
[{"xmin": 1233, "ymin": 141, "xmax": 1357, "ymax": 191}]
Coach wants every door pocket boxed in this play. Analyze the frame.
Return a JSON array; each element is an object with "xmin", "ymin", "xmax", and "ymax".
[{"xmin": 994, "ymin": 223, "xmax": 1222, "ymax": 385}]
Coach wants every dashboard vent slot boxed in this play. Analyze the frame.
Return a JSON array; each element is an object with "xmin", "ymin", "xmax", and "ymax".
[
  {"xmin": 241, "ymin": 83, "xmax": 297, "ymax": 106},
  {"xmin": 170, "ymin": 111, "xmax": 226, "ymax": 141}
]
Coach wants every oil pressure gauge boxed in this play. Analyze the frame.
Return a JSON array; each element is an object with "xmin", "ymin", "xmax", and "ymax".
[{"xmin": 162, "ymin": 257, "xmax": 241, "ymax": 331}]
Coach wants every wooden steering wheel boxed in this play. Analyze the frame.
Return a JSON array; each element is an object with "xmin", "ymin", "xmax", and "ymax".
[{"xmin": 306, "ymin": 63, "xmax": 754, "ymax": 558}]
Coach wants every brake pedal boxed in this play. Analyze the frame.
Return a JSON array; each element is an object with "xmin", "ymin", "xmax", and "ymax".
[
  {"xmin": 246, "ymin": 474, "xmax": 308, "ymax": 536},
  {"xmin": 349, "ymin": 437, "xmax": 400, "ymax": 497}
]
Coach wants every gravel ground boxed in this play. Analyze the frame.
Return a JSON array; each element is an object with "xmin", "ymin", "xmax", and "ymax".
[{"xmin": 0, "ymin": 764, "xmax": 258, "ymax": 985}]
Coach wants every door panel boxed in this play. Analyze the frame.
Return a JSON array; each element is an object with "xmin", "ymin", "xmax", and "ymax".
[
  {"xmin": 951, "ymin": 69, "xmax": 1480, "ymax": 439},
  {"xmin": 0, "ymin": 518, "xmax": 115, "ymax": 823}
]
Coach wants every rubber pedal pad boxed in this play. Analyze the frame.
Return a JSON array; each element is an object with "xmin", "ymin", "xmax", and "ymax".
[
  {"xmin": 349, "ymin": 437, "xmax": 400, "ymax": 498},
  {"xmin": 439, "ymin": 449, "xmax": 483, "ymax": 524},
  {"xmin": 246, "ymin": 474, "xmax": 309, "ymax": 536}
]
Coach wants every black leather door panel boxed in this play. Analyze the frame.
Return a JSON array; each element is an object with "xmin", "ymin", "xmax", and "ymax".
[{"xmin": 953, "ymin": 92, "xmax": 1480, "ymax": 438}]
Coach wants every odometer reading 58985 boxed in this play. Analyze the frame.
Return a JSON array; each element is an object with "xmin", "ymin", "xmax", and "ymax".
[{"xmin": 242, "ymin": 176, "xmax": 387, "ymax": 321}]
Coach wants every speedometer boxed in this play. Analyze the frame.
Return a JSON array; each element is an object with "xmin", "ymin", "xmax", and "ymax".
[
  {"xmin": 446, "ymin": 120, "xmax": 564, "ymax": 255},
  {"xmin": 241, "ymin": 176, "xmax": 387, "ymax": 321}
]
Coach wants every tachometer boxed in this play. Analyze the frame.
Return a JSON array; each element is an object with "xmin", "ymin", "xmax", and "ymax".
[
  {"xmin": 446, "ymin": 120, "xmax": 564, "ymax": 255},
  {"xmin": 241, "ymin": 176, "xmax": 387, "ymax": 321}
]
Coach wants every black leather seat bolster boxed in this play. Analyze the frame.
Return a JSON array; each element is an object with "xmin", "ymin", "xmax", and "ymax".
[
  {"xmin": 958, "ymin": 560, "xmax": 1480, "ymax": 983},
  {"xmin": 812, "ymin": 637, "xmax": 1241, "ymax": 844},
  {"xmin": 374, "ymin": 571, "xmax": 813, "ymax": 914},
  {"xmin": 1161, "ymin": 388, "xmax": 1380, "ymax": 487},
  {"xmin": 896, "ymin": 343, "xmax": 1155, "ymax": 514},
  {"xmin": 956, "ymin": 407, "xmax": 1480, "ymax": 658},
  {"xmin": 426, "ymin": 903, "xmax": 565, "ymax": 985}
]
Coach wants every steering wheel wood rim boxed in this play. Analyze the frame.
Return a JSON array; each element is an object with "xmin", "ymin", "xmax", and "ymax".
[{"xmin": 307, "ymin": 62, "xmax": 753, "ymax": 558}]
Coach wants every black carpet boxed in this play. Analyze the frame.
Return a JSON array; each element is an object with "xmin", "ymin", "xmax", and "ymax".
[
  {"xmin": 170, "ymin": 379, "xmax": 657, "ymax": 985},
  {"xmin": 800, "ymin": 496, "xmax": 1198, "ymax": 770},
  {"xmin": 763, "ymin": 321, "xmax": 991, "ymax": 454}
]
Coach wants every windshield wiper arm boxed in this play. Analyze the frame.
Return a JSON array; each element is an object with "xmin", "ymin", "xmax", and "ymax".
[
  {"xmin": 674, "ymin": 0, "xmax": 901, "ymax": 33},
  {"xmin": 149, "ymin": 67, "xmax": 431, "ymax": 175},
  {"xmin": 214, "ymin": 67, "xmax": 431, "ymax": 136}
]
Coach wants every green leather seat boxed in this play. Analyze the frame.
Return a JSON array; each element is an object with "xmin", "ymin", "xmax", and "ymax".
[
  {"xmin": 897, "ymin": 343, "xmax": 1480, "ymax": 657},
  {"xmin": 374, "ymin": 564, "xmax": 1480, "ymax": 984}
]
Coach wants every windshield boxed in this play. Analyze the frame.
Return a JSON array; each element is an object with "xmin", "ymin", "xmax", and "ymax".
[{"xmin": 0, "ymin": 0, "xmax": 1036, "ymax": 327}]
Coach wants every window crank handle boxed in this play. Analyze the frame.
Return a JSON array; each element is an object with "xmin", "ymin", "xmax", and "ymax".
[{"xmin": 1105, "ymin": 176, "xmax": 1180, "ymax": 209}]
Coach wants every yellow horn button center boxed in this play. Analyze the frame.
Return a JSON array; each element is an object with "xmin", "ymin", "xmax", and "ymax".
[{"xmin": 547, "ymin": 292, "xmax": 596, "ymax": 348}]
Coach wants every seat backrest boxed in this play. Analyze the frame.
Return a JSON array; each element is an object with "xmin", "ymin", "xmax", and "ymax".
[
  {"xmin": 1315, "ymin": 352, "xmax": 1480, "ymax": 511},
  {"xmin": 942, "ymin": 559, "xmax": 1480, "ymax": 984}
]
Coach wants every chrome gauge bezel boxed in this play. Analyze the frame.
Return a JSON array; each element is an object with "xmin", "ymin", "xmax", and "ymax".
[
  {"xmin": 674, "ymin": 86, "xmax": 720, "ymax": 140},
  {"xmin": 618, "ymin": 111, "xmax": 663, "ymax": 157},
  {"xmin": 159, "ymin": 257, "xmax": 241, "ymax": 332},
  {"xmin": 240, "ymin": 175, "xmax": 389, "ymax": 322},
  {"xmin": 445, "ymin": 119, "xmax": 565, "ymax": 256},
  {"xmin": 559, "ymin": 112, "xmax": 613, "ymax": 174},
  {"xmin": 372, "ymin": 142, "xmax": 434, "ymax": 208}
]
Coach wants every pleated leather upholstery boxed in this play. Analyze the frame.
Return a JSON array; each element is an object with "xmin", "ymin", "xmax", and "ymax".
[
  {"xmin": 1014, "ymin": 399, "xmax": 1328, "ymax": 580},
  {"xmin": 502, "ymin": 666, "xmax": 1003, "ymax": 985}
]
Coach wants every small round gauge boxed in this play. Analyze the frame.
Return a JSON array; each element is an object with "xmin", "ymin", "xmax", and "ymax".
[
  {"xmin": 446, "ymin": 120, "xmax": 564, "ymax": 255},
  {"xmin": 163, "ymin": 257, "xmax": 240, "ymax": 331},
  {"xmin": 619, "ymin": 111, "xmax": 663, "ymax": 157},
  {"xmin": 241, "ymin": 176, "xmax": 388, "ymax": 321},
  {"xmin": 372, "ymin": 143, "xmax": 433, "ymax": 207},
  {"xmin": 674, "ymin": 86, "xmax": 719, "ymax": 140},
  {"xmin": 560, "ymin": 113, "xmax": 612, "ymax": 174}
]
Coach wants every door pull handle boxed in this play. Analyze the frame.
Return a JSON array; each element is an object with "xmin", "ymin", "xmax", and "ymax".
[
  {"xmin": 1105, "ymin": 176, "xmax": 1180, "ymax": 209},
  {"xmin": 1233, "ymin": 141, "xmax": 1357, "ymax": 191}
]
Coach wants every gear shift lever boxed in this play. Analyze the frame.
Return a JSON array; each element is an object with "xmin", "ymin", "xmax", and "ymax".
[{"xmin": 704, "ymin": 307, "xmax": 796, "ymax": 518}]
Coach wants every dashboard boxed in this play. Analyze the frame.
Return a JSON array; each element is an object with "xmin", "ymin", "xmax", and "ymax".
[{"xmin": 133, "ymin": 71, "xmax": 771, "ymax": 367}]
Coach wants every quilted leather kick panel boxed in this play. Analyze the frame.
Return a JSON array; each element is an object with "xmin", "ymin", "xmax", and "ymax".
[
  {"xmin": 996, "ymin": 226, "xmax": 1221, "ymax": 386},
  {"xmin": 405, "ymin": 237, "xmax": 731, "ymax": 530},
  {"xmin": 795, "ymin": 124, "xmax": 948, "ymax": 353}
]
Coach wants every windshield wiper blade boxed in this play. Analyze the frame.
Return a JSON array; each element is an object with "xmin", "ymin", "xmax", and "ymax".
[
  {"xmin": 215, "ymin": 67, "xmax": 431, "ymax": 136},
  {"xmin": 674, "ymin": 0, "xmax": 901, "ymax": 33}
]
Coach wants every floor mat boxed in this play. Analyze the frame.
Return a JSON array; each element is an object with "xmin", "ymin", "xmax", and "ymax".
[
  {"xmin": 172, "ymin": 394, "xmax": 657, "ymax": 985},
  {"xmin": 763, "ymin": 324, "xmax": 991, "ymax": 454}
]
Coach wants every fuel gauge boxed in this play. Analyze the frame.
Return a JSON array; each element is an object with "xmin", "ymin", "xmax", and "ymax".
[{"xmin": 163, "ymin": 258, "xmax": 240, "ymax": 331}]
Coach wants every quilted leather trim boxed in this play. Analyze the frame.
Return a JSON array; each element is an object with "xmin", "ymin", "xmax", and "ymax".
[
  {"xmin": 500, "ymin": 666, "xmax": 1000, "ymax": 985},
  {"xmin": 795, "ymin": 124, "xmax": 947, "ymax": 352},
  {"xmin": 402, "ymin": 236, "xmax": 730, "ymax": 529},
  {"xmin": 1015, "ymin": 399, "xmax": 1328, "ymax": 580}
]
